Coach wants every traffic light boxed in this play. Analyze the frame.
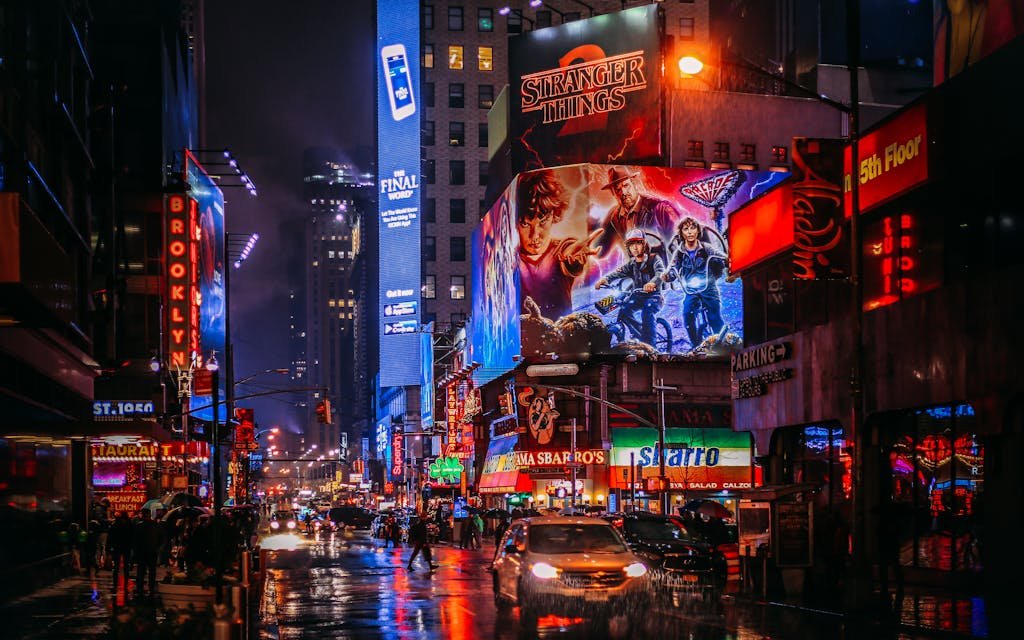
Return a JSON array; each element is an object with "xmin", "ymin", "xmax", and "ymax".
[{"xmin": 316, "ymin": 400, "xmax": 332, "ymax": 424}]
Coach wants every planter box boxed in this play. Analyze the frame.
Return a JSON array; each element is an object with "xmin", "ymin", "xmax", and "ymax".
[{"xmin": 157, "ymin": 583, "xmax": 216, "ymax": 611}]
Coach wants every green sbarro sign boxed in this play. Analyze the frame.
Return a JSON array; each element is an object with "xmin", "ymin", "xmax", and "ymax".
[{"xmin": 608, "ymin": 428, "xmax": 753, "ymax": 491}]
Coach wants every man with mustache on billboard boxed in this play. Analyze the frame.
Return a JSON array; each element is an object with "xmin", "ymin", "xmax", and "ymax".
[
  {"xmin": 516, "ymin": 169, "xmax": 602, "ymax": 320},
  {"xmin": 597, "ymin": 166, "xmax": 679, "ymax": 259}
]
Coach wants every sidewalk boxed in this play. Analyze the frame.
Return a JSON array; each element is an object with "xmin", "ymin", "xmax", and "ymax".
[{"xmin": 0, "ymin": 569, "xmax": 113, "ymax": 639}]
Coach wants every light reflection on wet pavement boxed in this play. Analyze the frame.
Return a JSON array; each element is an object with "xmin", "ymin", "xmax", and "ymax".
[{"xmin": 256, "ymin": 531, "xmax": 935, "ymax": 640}]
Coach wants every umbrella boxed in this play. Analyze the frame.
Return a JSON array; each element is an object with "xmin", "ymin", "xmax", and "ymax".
[
  {"xmin": 681, "ymin": 499, "xmax": 733, "ymax": 522},
  {"xmin": 483, "ymin": 508, "xmax": 510, "ymax": 519},
  {"xmin": 141, "ymin": 499, "xmax": 165, "ymax": 515},
  {"xmin": 161, "ymin": 505, "xmax": 207, "ymax": 523},
  {"xmin": 168, "ymin": 492, "xmax": 204, "ymax": 508}
]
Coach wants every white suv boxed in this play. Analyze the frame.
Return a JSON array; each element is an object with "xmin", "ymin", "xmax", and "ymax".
[{"xmin": 492, "ymin": 516, "xmax": 651, "ymax": 628}]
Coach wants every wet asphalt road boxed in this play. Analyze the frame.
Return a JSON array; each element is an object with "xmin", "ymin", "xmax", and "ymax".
[{"xmin": 254, "ymin": 530, "xmax": 929, "ymax": 640}]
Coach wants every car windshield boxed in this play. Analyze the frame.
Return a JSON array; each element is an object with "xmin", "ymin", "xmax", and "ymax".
[
  {"xmin": 273, "ymin": 511, "xmax": 294, "ymax": 520},
  {"xmin": 529, "ymin": 524, "xmax": 627, "ymax": 554},
  {"xmin": 624, "ymin": 518, "xmax": 699, "ymax": 542}
]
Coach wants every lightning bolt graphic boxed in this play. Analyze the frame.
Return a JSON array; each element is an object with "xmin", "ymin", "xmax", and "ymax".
[
  {"xmin": 606, "ymin": 126, "xmax": 644, "ymax": 162},
  {"xmin": 748, "ymin": 174, "xmax": 778, "ymax": 200},
  {"xmin": 518, "ymin": 123, "xmax": 544, "ymax": 170}
]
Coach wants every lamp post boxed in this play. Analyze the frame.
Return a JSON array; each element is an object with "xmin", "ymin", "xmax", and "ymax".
[
  {"xmin": 205, "ymin": 352, "xmax": 226, "ymax": 606},
  {"xmin": 652, "ymin": 379, "xmax": 677, "ymax": 515}
]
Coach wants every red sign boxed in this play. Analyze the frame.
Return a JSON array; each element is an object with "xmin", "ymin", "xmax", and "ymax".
[
  {"xmin": 844, "ymin": 104, "xmax": 928, "ymax": 215},
  {"xmin": 445, "ymin": 385, "xmax": 459, "ymax": 454},
  {"xmin": 97, "ymin": 490, "xmax": 148, "ymax": 515},
  {"xmin": 391, "ymin": 430, "xmax": 404, "ymax": 478},
  {"xmin": 165, "ymin": 193, "xmax": 199, "ymax": 369},
  {"xmin": 729, "ymin": 183, "xmax": 793, "ymax": 274},
  {"xmin": 91, "ymin": 437, "xmax": 158, "ymax": 461},
  {"xmin": 160, "ymin": 441, "xmax": 210, "ymax": 460},
  {"xmin": 862, "ymin": 211, "xmax": 940, "ymax": 311},
  {"xmin": 514, "ymin": 450, "xmax": 607, "ymax": 467},
  {"xmin": 234, "ymin": 408, "xmax": 255, "ymax": 450}
]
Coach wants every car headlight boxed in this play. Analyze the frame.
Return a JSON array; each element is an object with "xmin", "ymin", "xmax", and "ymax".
[
  {"xmin": 270, "ymin": 521, "xmax": 280, "ymax": 529},
  {"xmin": 286, "ymin": 521, "xmax": 296, "ymax": 529},
  {"xmin": 531, "ymin": 563, "xmax": 559, "ymax": 579},
  {"xmin": 624, "ymin": 562, "xmax": 648, "ymax": 578}
]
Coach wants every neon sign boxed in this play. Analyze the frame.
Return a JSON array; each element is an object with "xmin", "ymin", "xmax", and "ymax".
[
  {"xmin": 165, "ymin": 193, "xmax": 198, "ymax": 369},
  {"xmin": 862, "ymin": 211, "xmax": 940, "ymax": 311}
]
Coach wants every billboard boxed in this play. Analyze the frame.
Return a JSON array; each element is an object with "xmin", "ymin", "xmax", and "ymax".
[
  {"xmin": 843, "ymin": 103, "xmax": 928, "ymax": 216},
  {"xmin": 185, "ymin": 151, "xmax": 227, "ymax": 422},
  {"xmin": 933, "ymin": 0, "xmax": 1024, "ymax": 85},
  {"xmin": 609, "ymin": 428, "xmax": 753, "ymax": 491},
  {"xmin": 376, "ymin": 0, "xmax": 421, "ymax": 387},
  {"xmin": 469, "ymin": 163, "xmax": 788, "ymax": 377},
  {"xmin": 509, "ymin": 5, "xmax": 663, "ymax": 174},
  {"xmin": 419, "ymin": 321, "xmax": 434, "ymax": 430}
]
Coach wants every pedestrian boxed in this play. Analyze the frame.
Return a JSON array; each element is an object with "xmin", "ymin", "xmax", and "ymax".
[
  {"xmin": 132, "ymin": 508, "xmax": 164, "ymax": 599},
  {"xmin": 458, "ymin": 517, "xmax": 471, "ymax": 549},
  {"xmin": 108, "ymin": 511, "xmax": 133, "ymax": 593},
  {"xmin": 494, "ymin": 516, "xmax": 510, "ymax": 548},
  {"xmin": 406, "ymin": 513, "xmax": 436, "ymax": 573},
  {"xmin": 471, "ymin": 513, "xmax": 484, "ymax": 550}
]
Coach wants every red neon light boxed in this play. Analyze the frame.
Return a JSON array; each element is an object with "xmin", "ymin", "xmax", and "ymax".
[
  {"xmin": 165, "ymin": 193, "xmax": 197, "ymax": 370},
  {"xmin": 728, "ymin": 183, "xmax": 793, "ymax": 273}
]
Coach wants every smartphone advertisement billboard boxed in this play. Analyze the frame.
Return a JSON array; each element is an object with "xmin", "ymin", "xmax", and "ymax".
[
  {"xmin": 376, "ymin": 0, "xmax": 421, "ymax": 387},
  {"xmin": 185, "ymin": 151, "xmax": 227, "ymax": 422},
  {"xmin": 468, "ymin": 164, "xmax": 788, "ymax": 380},
  {"xmin": 509, "ymin": 4, "xmax": 664, "ymax": 175}
]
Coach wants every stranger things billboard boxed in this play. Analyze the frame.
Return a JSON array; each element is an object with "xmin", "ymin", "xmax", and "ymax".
[
  {"xmin": 467, "ymin": 163, "xmax": 788, "ymax": 380},
  {"xmin": 509, "ymin": 4, "xmax": 664, "ymax": 174}
]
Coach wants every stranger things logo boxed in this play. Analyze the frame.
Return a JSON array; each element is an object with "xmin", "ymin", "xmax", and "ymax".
[{"xmin": 509, "ymin": 4, "xmax": 663, "ymax": 173}]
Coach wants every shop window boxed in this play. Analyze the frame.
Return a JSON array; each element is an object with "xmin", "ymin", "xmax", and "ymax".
[
  {"xmin": 885, "ymin": 403, "xmax": 982, "ymax": 572},
  {"xmin": 776, "ymin": 423, "xmax": 852, "ymax": 514}
]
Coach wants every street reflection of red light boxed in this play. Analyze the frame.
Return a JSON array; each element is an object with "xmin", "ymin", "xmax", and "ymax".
[
  {"xmin": 538, "ymin": 614, "xmax": 584, "ymax": 628},
  {"xmin": 439, "ymin": 596, "xmax": 474, "ymax": 640}
]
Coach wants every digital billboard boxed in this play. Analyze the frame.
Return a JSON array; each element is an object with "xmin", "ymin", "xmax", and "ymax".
[
  {"xmin": 469, "ymin": 163, "xmax": 788, "ymax": 373},
  {"xmin": 509, "ymin": 5, "xmax": 664, "ymax": 174},
  {"xmin": 185, "ymin": 151, "xmax": 227, "ymax": 422},
  {"xmin": 933, "ymin": 0, "xmax": 1024, "ymax": 86},
  {"xmin": 609, "ymin": 428, "xmax": 754, "ymax": 491},
  {"xmin": 376, "ymin": 0, "xmax": 421, "ymax": 387},
  {"xmin": 419, "ymin": 321, "xmax": 434, "ymax": 430}
]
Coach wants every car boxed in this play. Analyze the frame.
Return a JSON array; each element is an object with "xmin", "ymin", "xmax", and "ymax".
[
  {"xmin": 491, "ymin": 516, "xmax": 651, "ymax": 629},
  {"xmin": 270, "ymin": 509, "xmax": 298, "ymax": 532},
  {"xmin": 678, "ymin": 500, "xmax": 741, "ymax": 582},
  {"xmin": 615, "ymin": 512, "xmax": 717, "ymax": 598},
  {"xmin": 328, "ymin": 506, "xmax": 375, "ymax": 530}
]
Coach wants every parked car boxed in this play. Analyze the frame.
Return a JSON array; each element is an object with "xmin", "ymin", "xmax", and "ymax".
[
  {"xmin": 328, "ymin": 506, "xmax": 375, "ymax": 530},
  {"xmin": 491, "ymin": 516, "xmax": 651, "ymax": 630},
  {"xmin": 615, "ymin": 512, "xmax": 717, "ymax": 598},
  {"xmin": 678, "ymin": 499, "xmax": 740, "ymax": 581}
]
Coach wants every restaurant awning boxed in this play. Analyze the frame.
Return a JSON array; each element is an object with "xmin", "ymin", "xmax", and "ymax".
[{"xmin": 478, "ymin": 435, "xmax": 530, "ymax": 494}]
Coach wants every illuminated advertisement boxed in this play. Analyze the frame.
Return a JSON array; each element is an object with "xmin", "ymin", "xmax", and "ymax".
[
  {"xmin": 376, "ymin": 0, "xmax": 421, "ymax": 387},
  {"xmin": 470, "ymin": 164, "xmax": 787, "ymax": 374},
  {"xmin": 609, "ymin": 428, "xmax": 753, "ymax": 491},
  {"xmin": 843, "ymin": 104, "xmax": 928, "ymax": 216},
  {"xmin": 509, "ymin": 5, "xmax": 663, "ymax": 174},
  {"xmin": 791, "ymin": 138, "xmax": 848, "ymax": 280},
  {"xmin": 185, "ymin": 151, "xmax": 227, "ymax": 422},
  {"xmin": 862, "ymin": 211, "xmax": 942, "ymax": 311},
  {"xmin": 419, "ymin": 322, "xmax": 434, "ymax": 430},
  {"xmin": 164, "ymin": 192, "xmax": 199, "ymax": 371},
  {"xmin": 934, "ymin": 0, "xmax": 1024, "ymax": 85}
]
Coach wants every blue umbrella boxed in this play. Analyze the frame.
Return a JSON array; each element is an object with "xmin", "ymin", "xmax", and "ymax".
[{"xmin": 141, "ymin": 499, "xmax": 165, "ymax": 515}]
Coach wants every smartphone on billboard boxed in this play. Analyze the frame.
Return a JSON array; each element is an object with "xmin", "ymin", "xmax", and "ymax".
[{"xmin": 381, "ymin": 44, "xmax": 416, "ymax": 121}]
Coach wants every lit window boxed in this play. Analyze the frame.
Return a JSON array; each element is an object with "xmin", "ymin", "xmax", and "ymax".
[
  {"xmin": 328, "ymin": 300, "xmax": 336, "ymax": 307},
  {"xmin": 423, "ymin": 44, "xmax": 434, "ymax": 68},
  {"xmin": 478, "ymin": 8, "xmax": 493, "ymax": 32},
  {"xmin": 478, "ymin": 47, "xmax": 493, "ymax": 71},
  {"xmin": 772, "ymin": 145, "xmax": 788, "ymax": 164},
  {"xmin": 448, "ymin": 45, "xmax": 464, "ymax": 70},
  {"xmin": 450, "ymin": 275, "xmax": 466, "ymax": 299},
  {"xmin": 423, "ymin": 275, "xmax": 436, "ymax": 299},
  {"xmin": 328, "ymin": 250, "xmax": 335, "ymax": 259}
]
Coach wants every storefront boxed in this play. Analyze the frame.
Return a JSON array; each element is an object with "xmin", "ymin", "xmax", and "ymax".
[
  {"xmin": 478, "ymin": 434, "xmax": 531, "ymax": 506},
  {"xmin": 608, "ymin": 427, "xmax": 754, "ymax": 515},
  {"xmin": 89, "ymin": 435, "xmax": 165, "ymax": 514}
]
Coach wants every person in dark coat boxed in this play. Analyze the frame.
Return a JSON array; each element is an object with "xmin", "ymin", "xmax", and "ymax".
[
  {"xmin": 406, "ymin": 515, "xmax": 435, "ymax": 573},
  {"xmin": 132, "ymin": 509, "xmax": 164, "ymax": 599},
  {"xmin": 108, "ymin": 512, "xmax": 134, "ymax": 593}
]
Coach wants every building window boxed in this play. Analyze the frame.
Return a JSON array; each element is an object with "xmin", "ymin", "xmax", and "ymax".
[
  {"xmin": 479, "ymin": 84, "xmax": 494, "ymax": 109},
  {"xmin": 687, "ymin": 140, "xmax": 704, "ymax": 158},
  {"xmin": 424, "ymin": 236, "xmax": 436, "ymax": 261},
  {"xmin": 450, "ymin": 275, "xmax": 466, "ymax": 299},
  {"xmin": 478, "ymin": 122, "xmax": 489, "ymax": 147},
  {"xmin": 423, "ymin": 44, "xmax": 434, "ymax": 68},
  {"xmin": 740, "ymin": 143, "xmax": 756, "ymax": 163},
  {"xmin": 450, "ymin": 198, "xmax": 466, "ymax": 223},
  {"xmin": 423, "ymin": 274, "xmax": 436, "ymax": 299},
  {"xmin": 422, "ymin": 121, "xmax": 435, "ymax": 146},
  {"xmin": 772, "ymin": 145, "xmax": 788, "ymax": 164},
  {"xmin": 478, "ymin": 161, "xmax": 489, "ymax": 186},
  {"xmin": 536, "ymin": 10, "xmax": 552, "ymax": 27},
  {"xmin": 713, "ymin": 141, "xmax": 730, "ymax": 161},
  {"xmin": 450, "ymin": 237, "xmax": 466, "ymax": 261},
  {"xmin": 423, "ymin": 4, "xmax": 434, "ymax": 30},
  {"xmin": 448, "ymin": 45, "xmax": 464, "ymax": 70},
  {"xmin": 448, "ymin": 6, "xmax": 464, "ymax": 31},
  {"xmin": 449, "ymin": 160, "xmax": 465, "ymax": 185},
  {"xmin": 478, "ymin": 46, "xmax": 493, "ymax": 71},
  {"xmin": 478, "ymin": 7, "xmax": 494, "ymax": 31},
  {"xmin": 507, "ymin": 11, "xmax": 522, "ymax": 33},
  {"xmin": 423, "ymin": 159, "xmax": 436, "ymax": 184},
  {"xmin": 679, "ymin": 17, "xmax": 695, "ymax": 40},
  {"xmin": 423, "ymin": 198, "xmax": 436, "ymax": 223},
  {"xmin": 448, "ymin": 83, "xmax": 464, "ymax": 108},
  {"xmin": 424, "ymin": 81, "xmax": 435, "ymax": 108},
  {"xmin": 449, "ymin": 121, "xmax": 465, "ymax": 146}
]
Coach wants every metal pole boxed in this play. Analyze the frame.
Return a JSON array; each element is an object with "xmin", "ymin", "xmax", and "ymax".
[
  {"xmin": 570, "ymin": 417, "xmax": 577, "ymax": 511},
  {"xmin": 653, "ymin": 378, "xmax": 676, "ymax": 515},
  {"xmin": 212, "ymin": 368, "xmax": 224, "ymax": 605},
  {"xmin": 629, "ymin": 452, "xmax": 635, "ymax": 512}
]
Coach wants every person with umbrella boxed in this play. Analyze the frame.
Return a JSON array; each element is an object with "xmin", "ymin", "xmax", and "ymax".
[{"xmin": 108, "ymin": 511, "xmax": 133, "ymax": 594}]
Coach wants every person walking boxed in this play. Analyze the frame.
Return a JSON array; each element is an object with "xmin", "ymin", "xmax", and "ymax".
[
  {"xmin": 471, "ymin": 513, "xmax": 484, "ymax": 550},
  {"xmin": 108, "ymin": 511, "xmax": 133, "ymax": 593},
  {"xmin": 406, "ymin": 514, "xmax": 436, "ymax": 573},
  {"xmin": 132, "ymin": 509, "xmax": 164, "ymax": 600},
  {"xmin": 494, "ymin": 516, "xmax": 510, "ymax": 548}
]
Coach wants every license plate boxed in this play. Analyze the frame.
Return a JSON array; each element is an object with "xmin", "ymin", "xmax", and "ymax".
[
  {"xmin": 680, "ymin": 574, "xmax": 699, "ymax": 583},
  {"xmin": 584, "ymin": 590, "xmax": 606, "ymax": 602}
]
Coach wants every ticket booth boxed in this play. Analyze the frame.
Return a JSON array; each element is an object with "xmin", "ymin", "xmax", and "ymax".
[{"xmin": 737, "ymin": 484, "xmax": 817, "ymax": 597}]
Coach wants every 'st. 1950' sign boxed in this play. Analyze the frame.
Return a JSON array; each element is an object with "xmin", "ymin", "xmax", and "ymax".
[{"xmin": 93, "ymin": 401, "xmax": 156, "ymax": 421}]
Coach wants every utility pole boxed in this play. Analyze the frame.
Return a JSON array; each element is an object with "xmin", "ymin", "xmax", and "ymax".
[
  {"xmin": 569, "ymin": 417, "xmax": 577, "ymax": 511},
  {"xmin": 653, "ymin": 378, "xmax": 677, "ymax": 515}
]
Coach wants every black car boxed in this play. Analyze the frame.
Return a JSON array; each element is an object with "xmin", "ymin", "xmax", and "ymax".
[
  {"xmin": 615, "ymin": 512, "xmax": 716, "ymax": 597},
  {"xmin": 328, "ymin": 506, "xmax": 375, "ymax": 530}
]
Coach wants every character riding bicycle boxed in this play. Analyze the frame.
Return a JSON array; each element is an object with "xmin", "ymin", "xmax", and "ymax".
[
  {"xmin": 661, "ymin": 216, "xmax": 728, "ymax": 349},
  {"xmin": 594, "ymin": 228, "xmax": 667, "ymax": 349}
]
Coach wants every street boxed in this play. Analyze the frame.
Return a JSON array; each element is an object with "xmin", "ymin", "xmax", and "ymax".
[{"xmin": 254, "ymin": 530, "xmax": 927, "ymax": 640}]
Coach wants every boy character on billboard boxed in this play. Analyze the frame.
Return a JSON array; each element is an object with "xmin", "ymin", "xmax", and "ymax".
[
  {"xmin": 594, "ymin": 228, "xmax": 666, "ymax": 347},
  {"xmin": 516, "ymin": 170, "xmax": 603, "ymax": 320},
  {"xmin": 662, "ymin": 216, "xmax": 728, "ymax": 349},
  {"xmin": 597, "ymin": 166, "xmax": 679, "ymax": 259}
]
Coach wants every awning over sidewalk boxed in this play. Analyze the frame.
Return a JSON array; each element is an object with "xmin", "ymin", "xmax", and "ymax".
[{"xmin": 478, "ymin": 435, "xmax": 530, "ymax": 494}]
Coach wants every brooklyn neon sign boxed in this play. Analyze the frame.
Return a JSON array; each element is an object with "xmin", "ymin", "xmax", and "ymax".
[{"xmin": 165, "ymin": 193, "xmax": 200, "ymax": 369}]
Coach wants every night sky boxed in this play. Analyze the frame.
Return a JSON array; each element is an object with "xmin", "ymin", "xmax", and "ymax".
[{"xmin": 204, "ymin": 0, "xmax": 375, "ymax": 433}]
